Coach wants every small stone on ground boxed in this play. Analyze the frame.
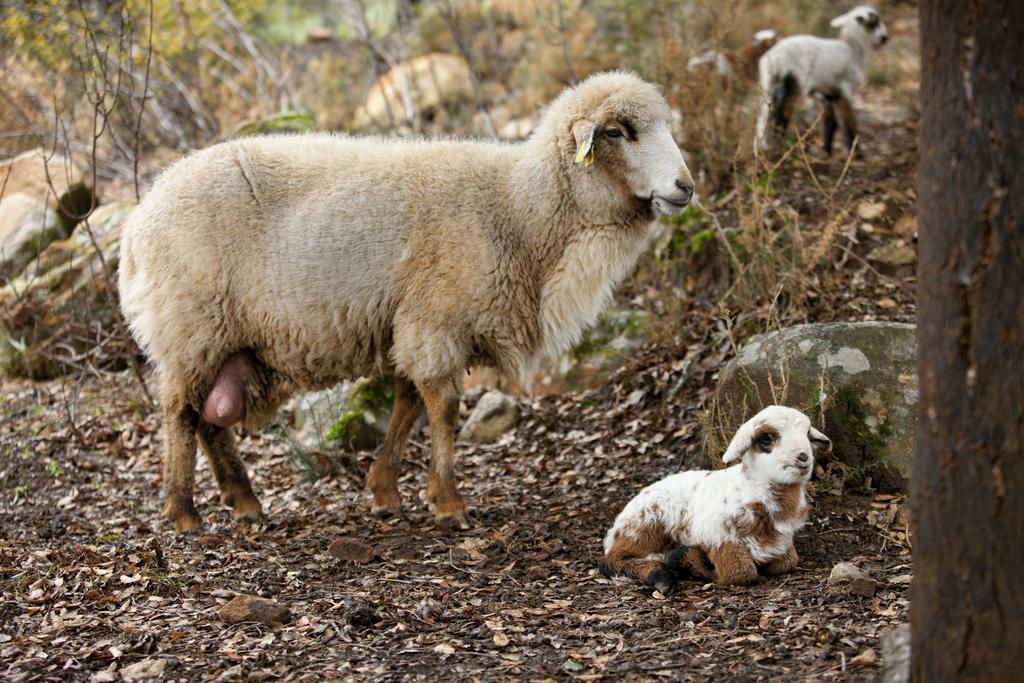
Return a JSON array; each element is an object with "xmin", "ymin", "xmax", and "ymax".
[
  {"xmin": 328, "ymin": 537, "xmax": 375, "ymax": 563},
  {"xmin": 218, "ymin": 595, "xmax": 292, "ymax": 626}
]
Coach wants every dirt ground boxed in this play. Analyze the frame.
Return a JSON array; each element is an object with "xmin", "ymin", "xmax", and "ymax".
[
  {"xmin": 1, "ymin": 363, "xmax": 911, "ymax": 682},
  {"xmin": 0, "ymin": 11, "xmax": 922, "ymax": 682}
]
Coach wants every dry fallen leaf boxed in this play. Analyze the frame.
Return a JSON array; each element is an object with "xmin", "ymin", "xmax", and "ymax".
[{"xmin": 850, "ymin": 648, "xmax": 879, "ymax": 667}]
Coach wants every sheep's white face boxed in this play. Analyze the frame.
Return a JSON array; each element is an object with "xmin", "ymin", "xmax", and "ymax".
[
  {"xmin": 833, "ymin": 6, "xmax": 889, "ymax": 48},
  {"xmin": 616, "ymin": 118, "xmax": 695, "ymax": 217},
  {"xmin": 722, "ymin": 406, "xmax": 831, "ymax": 485}
]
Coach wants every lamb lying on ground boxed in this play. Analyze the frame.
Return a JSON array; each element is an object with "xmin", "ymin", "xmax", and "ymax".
[
  {"xmin": 755, "ymin": 6, "xmax": 888, "ymax": 155},
  {"xmin": 601, "ymin": 406, "xmax": 831, "ymax": 595},
  {"xmin": 687, "ymin": 29, "xmax": 779, "ymax": 83},
  {"xmin": 119, "ymin": 71, "xmax": 696, "ymax": 533}
]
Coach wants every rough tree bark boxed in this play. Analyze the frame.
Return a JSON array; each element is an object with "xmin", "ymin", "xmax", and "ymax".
[{"xmin": 913, "ymin": 2, "xmax": 1024, "ymax": 681}]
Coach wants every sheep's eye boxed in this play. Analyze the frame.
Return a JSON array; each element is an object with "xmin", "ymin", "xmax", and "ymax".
[
  {"xmin": 756, "ymin": 433, "xmax": 774, "ymax": 449},
  {"xmin": 604, "ymin": 128, "xmax": 624, "ymax": 139}
]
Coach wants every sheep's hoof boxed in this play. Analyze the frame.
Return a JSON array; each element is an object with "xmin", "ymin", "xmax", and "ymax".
[
  {"xmin": 229, "ymin": 496, "xmax": 264, "ymax": 526},
  {"xmin": 371, "ymin": 501, "xmax": 402, "ymax": 519},
  {"xmin": 434, "ymin": 499, "xmax": 470, "ymax": 531},
  {"xmin": 164, "ymin": 497, "xmax": 203, "ymax": 534},
  {"xmin": 645, "ymin": 567, "xmax": 678, "ymax": 596},
  {"xmin": 435, "ymin": 513, "xmax": 470, "ymax": 531},
  {"xmin": 369, "ymin": 486, "xmax": 403, "ymax": 518}
]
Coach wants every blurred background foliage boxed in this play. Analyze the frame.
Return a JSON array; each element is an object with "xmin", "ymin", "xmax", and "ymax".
[{"xmin": 1, "ymin": 0, "xmax": 873, "ymax": 193}]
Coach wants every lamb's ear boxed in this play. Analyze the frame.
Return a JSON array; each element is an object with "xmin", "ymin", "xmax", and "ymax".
[
  {"xmin": 809, "ymin": 426, "xmax": 832, "ymax": 459},
  {"xmin": 572, "ymin": 119, "xmax": 598, "ymax": 166},
  {"xmin": 722, "ymin": 421, "xmax": 756, "ymax": 464},
  {"xmin": 830, "ymin": 10, "xmax": 852, "ymax": 28}
]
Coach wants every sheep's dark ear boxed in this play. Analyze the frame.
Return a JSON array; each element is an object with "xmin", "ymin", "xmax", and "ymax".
[
  {"xmin": 572, "ymin": 119, "xmax": 598, "ymax": 166},
  {"xmin": 809, "ymin": 427, "xmax": 832, "ymax": 460}
]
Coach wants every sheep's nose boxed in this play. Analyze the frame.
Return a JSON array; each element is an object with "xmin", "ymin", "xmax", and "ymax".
[
  {"xmin": 675, "ymin": 178, "xmax": 695, "ymax": 199},
  {"xmin": 796, "ymin": 452, "xmax": 810, "ymax": 463},
  {"xmin": 880, "ymin": 34, "xmax": 889, "ymax": 45}
]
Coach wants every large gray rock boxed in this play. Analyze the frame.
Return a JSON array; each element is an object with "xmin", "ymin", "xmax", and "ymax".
[
  {"xmin": 710, "ymin": 322, "xmax": 917, "ymax": 490},
  {"xmin": 0, "ymin": 203, "xmax": 130, "ymax": 378},
  {"xmin": 293, "ymin": 377, "xmax": 394, "ymax": 452},
  {"xmin": 459, "ymin": 390, "xmax": 519, "ymax": 443},
  {"xmin": 0, "ymin": 193, "xmax": 68, "ymax": 281},
  {"xmin": 0, "ymin": 149, "xmax": 95, "ymax": 233},
  {"xmin": 533, "ymin": 308, "xmax": 650, "ymax": 395}
]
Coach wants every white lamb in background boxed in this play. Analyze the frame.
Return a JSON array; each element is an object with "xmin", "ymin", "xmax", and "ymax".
[
  {"xmin": 600, "ymin": 405, "xmax": 831, "ymax": 595},
  {"xmin": 755, "ymin": 6, "xmax": 888, "ymax": 155}
]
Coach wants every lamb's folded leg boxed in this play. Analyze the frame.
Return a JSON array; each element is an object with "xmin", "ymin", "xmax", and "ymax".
[
  {"xmin": 708, "ymin": 542, "xmax": 759, "ymax": 585},
  {"xmin": 366, "ymin": 377, "xmax": 422, "ymax": 517},
  {"xmin": 761, "ymin": 544, "xmax": 800, "ymax": 576},
  {"xmin": 665, "ymin": 545, "xmax": 716, "ymax": 582},
  {"xmin": 417, "ymin": 376, "xmax": 468, "ymax": 529},
  {"xmin": 601, "ymin": 525, "xmax": 676, "ymax": 594},
  {"xmin": 201, "ymin": 353, "xmax": 251, "ymax": 428}
]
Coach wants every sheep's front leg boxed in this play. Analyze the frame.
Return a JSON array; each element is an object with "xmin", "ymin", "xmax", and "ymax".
[
  {"xmin": 836, "ymin": 95, "xmax": 859, "ymax": 154},
  {"xmin": 366, "ymin": 377, "xmax": 422, "ymax": 517},
  {"xmin": 822, "ymin": 95, "xmax": 838, "ymax": 156},
  {"xmin": 417, "ymin": 377, "xmax": 468, "ymax": 529},
  {"xmin": 761, "ymin": 544, "xmax": 799, "ymax": 576},
  {"xmin": 161, "ymin": 404, "xmax": 203, "ymax": 533},
  {"xmin": 197, "ymin": 422, "xmax": 262, "ymax": 524},
  {"xmin": 708, "ymin": 542, "xmax": 759, "ymax": 585}
]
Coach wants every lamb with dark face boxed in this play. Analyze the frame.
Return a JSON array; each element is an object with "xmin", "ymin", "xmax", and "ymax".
[
  {"xmin": 600, "ymin": 406, "xmax": 831, "ymax": 595},
  {"xmin": 755, "ymin": 5, "xmax": 889, "ymax": 155}
]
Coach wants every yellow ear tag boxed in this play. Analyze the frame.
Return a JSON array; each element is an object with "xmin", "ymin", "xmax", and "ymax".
[{"xmin": 574, "ymin": 128, "xmax": 595, "ymax": 165}]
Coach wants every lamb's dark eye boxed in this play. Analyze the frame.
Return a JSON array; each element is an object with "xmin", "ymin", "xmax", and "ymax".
[
  {"xmin": 604, "ymin": 128, "xmax": 623, "ymax": 139},
  {"xmin": 756, "ymin": 433, "xmax": 774, "ymax": 449}
]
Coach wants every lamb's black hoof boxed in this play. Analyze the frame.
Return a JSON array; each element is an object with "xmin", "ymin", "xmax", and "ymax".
[{"xmin": 645, "ymin": 567, "xmax": 678, "ymax": 596}]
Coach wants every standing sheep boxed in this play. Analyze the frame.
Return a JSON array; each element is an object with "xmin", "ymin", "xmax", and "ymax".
[
  {"xmin": 119, "ymin": 71, "xmax": 696, "ymax": 533},
  {"xmin": 754, "ymin": 6, "xmax": 888, "ymax": 155}
]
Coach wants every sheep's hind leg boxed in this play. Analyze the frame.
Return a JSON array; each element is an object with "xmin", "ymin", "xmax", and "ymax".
[
  {"xmin": 418, "ymin": 377, "xmax": 468, "ymax": 529},
  {"xmin": 366, "ymin": 377, "xmax": 422, "ymax": 517},
  {"xmin": 197, "ymin": 422, "xmax": 263, "ymax": 525},
  {"xmin": 161, "ymin": 403, "xmax": 203, "ymax": 533},
  {"xmin": 836, "ymin": 95, "xmax": 859, "ymax": 156}
]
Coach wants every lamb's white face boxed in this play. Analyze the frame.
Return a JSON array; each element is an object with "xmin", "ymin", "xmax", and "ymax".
[
  {"xmin": 722, "ymin": 406, "xmax": 831, "ymax": 485},
  {"xmin": 834, "ymin": 6, "xmax": 889, "ymax": 48},
  {"xmin": 618, "ymin": 117, "xmax": 695, "ymax": 217}
]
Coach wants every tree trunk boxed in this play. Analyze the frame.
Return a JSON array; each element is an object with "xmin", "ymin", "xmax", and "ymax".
[{"xmin": 913, "ymin": 2, "xmax": 1024, "ymax": 681}]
